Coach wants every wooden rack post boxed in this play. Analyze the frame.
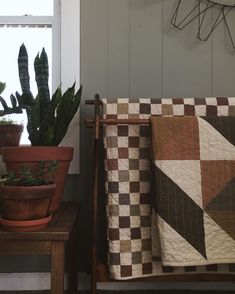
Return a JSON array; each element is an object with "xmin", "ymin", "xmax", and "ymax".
[{"xmin": 86, "ymin": 94, "xmax": 101, "ymax": 294}]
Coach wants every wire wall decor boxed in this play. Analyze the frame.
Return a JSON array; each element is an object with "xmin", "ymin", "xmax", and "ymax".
[{"xmin": 171, "ymin": 0, "xmax": 235, "ymax": 49}]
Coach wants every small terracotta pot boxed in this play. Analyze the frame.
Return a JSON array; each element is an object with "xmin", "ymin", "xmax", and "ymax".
[
  {"xmin": 1, "ymin": 146, "xmax": 73, "ymax": 212},
  {"xmin": 0, "ymin": 125, "xmax": 23, "ymax": 154},
  {"xmin": 0, "ymin": 215, "xmax": 52, "ymax": 232},
  {"xmin": 0, "ymin": 183, "xmax": 56, "ymax": 221}
]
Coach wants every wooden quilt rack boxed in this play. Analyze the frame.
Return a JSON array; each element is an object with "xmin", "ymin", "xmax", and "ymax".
[{"xmin": 84, "ymin": 95, "xmax": 235, "ymax": 294}]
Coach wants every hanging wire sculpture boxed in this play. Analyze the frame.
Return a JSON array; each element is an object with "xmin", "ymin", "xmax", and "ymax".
[{"xmin": 171, "ymin": 0, "xmax": 235, "ymax": 49}]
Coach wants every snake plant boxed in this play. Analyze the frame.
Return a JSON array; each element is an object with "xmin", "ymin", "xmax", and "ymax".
[
  {"xmin": 0, "ymin": 82, "xmax": 23, "ymax": 117},
  {"xmin": 13, "ymin": 43, "xmax": 82, "ymax": 146}
]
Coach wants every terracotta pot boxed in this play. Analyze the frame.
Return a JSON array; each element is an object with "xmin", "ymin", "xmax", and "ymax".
[
  {"xmin": 1, "ymin": 146, "xmax": 73, "ymax": 212},
  {"xmin": 0, "ymin": 124, "xmax": 23, "ymax": 154},
  {"xmin": 1, "ymin": 183, "xmax": 56, "ymax": 221},
  {"xmin": 0, "ymin": 215, "xmax": 52, "ymax": 232}
]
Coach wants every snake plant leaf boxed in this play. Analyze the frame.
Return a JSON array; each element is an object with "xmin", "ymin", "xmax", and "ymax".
[
  {"xmin": 10, "ymin": 94, "xmax": 17, "ymax": 108},
  {"xmin": 40, "ymin": 86, "xmax": 62, "ymax": 132},
  {"xmin": 39, "ymin": 126, "xmax": 55, "ymax": 146},
  {"xmin": 0, "ymin": 96, "xmax": 9, "ymax": 110},
  {"xmin": 18, "ymin": 44, "xmax": 32, "ymax": 95},
  {"xmin": 53, "ymin": 84, "xmax": 82, "ymax": 145},
  {"xmin": 34, "ymin": 48, "xmax": 50, "ymax": 107},
  {"xmin": 0, "ymin": 82, "xmax": 6, "ymax": 95}
]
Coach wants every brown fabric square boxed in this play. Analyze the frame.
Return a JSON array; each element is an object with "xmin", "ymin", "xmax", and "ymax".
[
  {"xmin": 107, "ymin": 159, "xmax": 118, "ymax": 170},
  {"xmin": 109, "ymin": 228, "xmax": 120, "ymax": 240},
  {"xmin": 130, "ymin": 205, "xmax": 140, "ymax": 216},
  {"xmin": 129, "ymin": 137, "xmax": 140, "ymax": 147},
  {"xmin": 184, "ymin": 266, "xmax": 197, "ymax": 272},
  {"xmin": 229, "ymin": 106, "xmax": 235, "ymax": 116},
  {"xmin": 118, "ymin": 148, "xmax": 129, "ymax": 158},
  {"xmin": 129, "ymin": 159, "xmax": 139, "ymax": 170},
  {"xmin": 118, "ymin": 103, "xmax": 128, "ymax": 114},
  {"xmin": 217, "ymin": 97, "xmax": 229, "ymax": 105},
  {"xmin": 140, "ymin": 193, "xmax": 150, "ymax": 204},
  {"xmin": 151, "ymin": 98, "xmax": 162, "ymax": 104},
  {"xmin": 109, "ymin": 253, "xmax": 120, "ymax": 265},
  {"xmin": 173, "ymin": 98, "xmax": 184, "ymax": 104},
  {"xmin": 131, "ymin": 227, "xmax": 141, "ymax": 239},
  {"xmin": 108, "ymin": 182, "xmax": 119, "ymax": 193},
  {"xmin": 140, "ymin": 148, "xmax": 150, "ymax": 159},
  {"xmin": 206, "ymin": 105, "xmax": 217, "ymax": 116},
  {"xmin": 132, "ymin": 251, "xmax": 142, "ymax": 264},
  {"xmin": 195, "ymin": 98, "xmax": 206, "ymax": 105},
  {"xmin": 206, "ymin": 264, "xmax": 218, "ymax": 271},
  {"xmin": 162, "ymin": 104, "xmax": 173, "ymax": 115},
  {"xmin": 140, "ymin": 103, "xmax": 151, "ymax": 114},
  {"xmin": 118, "ymin": 125, "xmax": 129, "ymax": 136},
  {"xmin": 118, "ymin": 170, "xmax": 129, "ymax": 182},
  {"xmin": 119, "ymin": 194, "xmax": 130, "ymax": 205},
  {"xmin": 140, "ymin": 216, "xmax": 151, "ymax": 227},
  {"xmin": 140, "ymin": 170, "xmax": 150, "ymax": 182},
  {"xmin": 142, "ymin": 238, "xmax": 152, "ymax": 251},
  {"xmin": 121, "ymin": 265, "xmax": 132, "ymax": 277},
  {"xmin": 120, "ymin": 240, "xmax": 132, "ymax": 252},
  {"xmin": 184, "ymin": 104, "xmax": 195, "ymax": 115},
  {"xmin": 119, "ymin": 216, "xmax": 130, "ymax": 228},
  {"xmin": 162, "ymin": 266, "xmax": 174, "ymax": 273},
  {"xmin": 142, "ymin": 262, "xmax": 152, "ymax": 274},
  {"xmin": 130, "ymin": 181, "xmax": 140, "ymax": 193},
  {"xmin": 151, "ymin": 116, "xmax": 200, "ymax": 160},
  {"xmin": 140, "ymin": 125, "xmax": 150, "ymax": 137},
  {"xmin": 229, "ymin": 263, "xmax": 235, "ymax": 272}
]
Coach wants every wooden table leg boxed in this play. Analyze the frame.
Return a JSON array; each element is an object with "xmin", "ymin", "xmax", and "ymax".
[
  {"xmin": 51, "ymin": 241, "xmax": 65, "ymax": 294},
  {"xmin": 67, "ymin": 216, "xmax": 78, "ymax": 293}
]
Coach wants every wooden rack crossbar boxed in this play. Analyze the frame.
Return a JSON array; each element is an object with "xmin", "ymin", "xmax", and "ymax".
[
  {"xmin": 84, "ymin": 118, "xmax": 150, "ymax": 126},
  {"xmin": 85, "ymin": 97, "xmax": 150, "ymax": 126}
]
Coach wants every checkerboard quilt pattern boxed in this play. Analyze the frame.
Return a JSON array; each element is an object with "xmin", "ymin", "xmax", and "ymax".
[{"xmin": 102, "ymin": 97, "xmax": 235, "ymax": 280}]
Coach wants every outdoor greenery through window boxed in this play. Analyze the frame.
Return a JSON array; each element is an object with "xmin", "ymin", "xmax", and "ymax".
[{"xmin": 0, "ymin": 0, "xmax": 60, "ymax": 144}]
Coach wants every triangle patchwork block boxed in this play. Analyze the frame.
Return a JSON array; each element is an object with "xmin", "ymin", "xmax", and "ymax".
[
  {"xmin": 155, "ymin": 160, "xmax": 202, "ymax": 207},
  {"xmin": 198, "ymin": 117, "xmax": 235, "ymax": 160},
  {"xmin": 201, "ymin": 161, "xmax": 235, "ymax": 207}
]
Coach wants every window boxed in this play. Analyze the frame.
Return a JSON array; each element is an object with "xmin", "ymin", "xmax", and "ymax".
[
  {"xmin": 0, "ymin": 0, "xmax": 80, "ymax": 173},
  {"xmin": 0, "ymin": 0, "xmax": 60, "ymax": 144}
]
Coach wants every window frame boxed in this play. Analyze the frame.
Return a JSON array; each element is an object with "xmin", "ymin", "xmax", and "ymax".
[{"xmin": 0, "ymin": 0, "xmax": 61, "ymax": 91}]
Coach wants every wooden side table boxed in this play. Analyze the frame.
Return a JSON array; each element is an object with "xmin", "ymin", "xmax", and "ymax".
[{"xmin": 0, "ymin": 201, "xmax": 80, "ymax": 294}]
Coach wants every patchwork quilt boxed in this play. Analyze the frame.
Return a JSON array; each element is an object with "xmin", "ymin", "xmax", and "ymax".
[
  {"xmin": 103, "ymin": 97, "xmax": 235, "ymax": 280},
  {"xmin": 151, "ymin": 116, "xmax": 235, "ymax": 266}
]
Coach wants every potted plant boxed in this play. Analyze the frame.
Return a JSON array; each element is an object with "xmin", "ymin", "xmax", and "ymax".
[
  {"xmin": 1, "ymin": 44, "xmax": 82, "ymax": 212},
  {"xmin": 0, "ymin": 160, "xmax": 57, "ymax": 232},
  {"xmin": 0, "ymin": 82, "xmax": 23, "ymax": 153}
]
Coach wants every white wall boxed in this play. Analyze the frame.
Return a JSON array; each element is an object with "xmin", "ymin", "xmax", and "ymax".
[{"xmin": 81, "ymin": 0, "xmax": 235, "ymax": 100}]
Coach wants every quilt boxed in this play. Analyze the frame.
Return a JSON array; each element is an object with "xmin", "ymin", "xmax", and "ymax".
[
  {"xmin": 103, "ymin": 97, "xmax": 235, "ymax": 280},
  {"xmin": 151, "ymin": 116, "xmax": 235, "ymax": 267}
]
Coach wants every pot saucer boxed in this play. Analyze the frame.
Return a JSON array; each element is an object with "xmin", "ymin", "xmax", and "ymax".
[{"xmin": 0, "ymin": 215, "xmax": 52, "ymax": 232}]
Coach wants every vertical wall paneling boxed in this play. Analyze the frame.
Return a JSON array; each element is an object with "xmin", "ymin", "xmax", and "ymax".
[
  {"xmin": 130, "ymin": 0, "xmax": 163, "ymax": 98},
  {"xmin": 212, "ymin": 7, "xmax": 235, "ymax": 96},
  {"xmin": 162, "ymin": 0, "xmax": 212, "ymax": 98},
  {"xmin": 81, "ymin": 0, "xmax": 108, "ymax": 99},
  {"xmin": 108, "ymin": 0, "xmax": 130, "ymax": 98},
  {"xmin": 79, "ymin": 0, "xmax": 109, "ymax": 270}
]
